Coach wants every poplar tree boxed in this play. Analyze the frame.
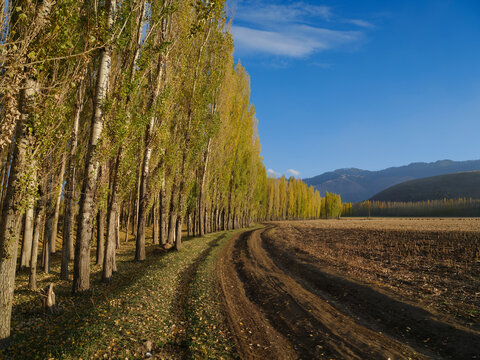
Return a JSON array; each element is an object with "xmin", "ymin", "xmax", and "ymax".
[{"xmin": 0, "ymin": 0, "xmax": 346, "ymax": 344}]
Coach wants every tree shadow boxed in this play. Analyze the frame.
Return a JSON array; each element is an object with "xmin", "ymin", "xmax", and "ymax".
[
  {"xmin": 263, "ymin": 236, "xmax": 480, "ymax": 359},
  {"xmin": 6, "ymin": 242, "xmax": 176, "ymax": 359}
]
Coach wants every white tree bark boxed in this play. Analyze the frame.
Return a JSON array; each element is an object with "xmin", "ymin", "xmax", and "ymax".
[
  {"xmin": 20, "ymin": 207, "xmax": 34, "ymax": 269},
  {"xmin": 73, "ymin": 0, "xmax": 116, "ymax": 293}
]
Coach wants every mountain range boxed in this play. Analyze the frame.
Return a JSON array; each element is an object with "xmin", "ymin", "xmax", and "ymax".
[{"xmin": 303, "ymin": 159, "xmax": 480, "ymax": 203}]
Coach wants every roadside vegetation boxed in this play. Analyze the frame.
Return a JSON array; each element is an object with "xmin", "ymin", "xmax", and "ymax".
[{"xmin": 1, "ymin": 229, "xmax": 242, "ymax": 359}]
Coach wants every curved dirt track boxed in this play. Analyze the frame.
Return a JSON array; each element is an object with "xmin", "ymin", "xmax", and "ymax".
[{"xmin": 217, "ymin": 225, "xmax": 480, "ymax": 360}]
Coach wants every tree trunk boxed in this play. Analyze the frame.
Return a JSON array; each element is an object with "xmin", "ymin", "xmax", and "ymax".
[
  {"xmin": 73, "ymin": 0, "xmax": 116, "ymax": 293},
  {"xmin": 42, "ymin": 164, "xmax": 54, "ymax": 273},
  {"xmin": 0, "ymin": 143, "xmax": 15, "ymax": 216},
  {"xmin": 30, "ymin": 200, "xmax": 46, "ymax": 289},
  {"xmin": 168, "ymin": 211, "xmax": 177, "ymax": 245},
  {"xmin": 208, "ymin": 207, "xmax": 212, "ymax": 233},
  {"xmin": 102, "ymin": 204, "xmax": 117, "ymax": 282},
  {"xmin": 135, "ymin": 117, "xmax": 155, "ymax": 261},
  {"xmin": 20, "ymin": 207, "xmax": 34, "ymax": 269},
  {"xmin": 198, "ymin": 139, "xmax": 211, "ymax": 236},
  {"xmin": 0, "ymin": 74, "xmax": 39, "ymax": 344},
  {"xmin": 210, "ymin": 207, "xmax": 217, "ymax": 232},
  {"xmin": 103, "ymin": 152, "xmax": 121, "ymax": 281},
  {"xmin": 221, "ymin": 209, "xmax": 225, "ymax": 231},
  {"xmin": 125, "ymin": 192, "xmax": 132, "ymax": 242},
  {"xmin": 153, "ymin": 199, "xmax": 159, "ymax": 244},
  {"xmin": 49, "ymin": 155, "xmax": 66, "ymax": 254},
  {"xmin": 205, "ymin": 206, "xmax": 209, "ymax": 234},
  {"xmin": 167, "ymin": 174, "xmax": 179, "ymax": 245},
  {"xmin": 174, "ymin": 148, "xmax": 190, "ymax": 251},
  {"xmin": 135, "ymin": 36, "xmax": 167, "ymax": 258},
  {"xmin": 160, "ymin": 175, "xmax": 167, "ymax": 245},
  {"xmin": 42, "ymin": 225, "xmax": 49, "ymax": 273},
  {"xmin": 213, "ymin": 207, "xmax": 217, "ymax": 233},
  {"xmin": 192, "ymin": 208, "xmax": 197, "ymax": 237},
  {"xmin": 133, "ymin": 164, "xmax": 141, "ymax": 237},
  {"xmin": 212, "ymin": 207, "xmax": 216, "ymax": 232},
  {"xmin": 219, "ymin": 208, "xmax": 222, "ymax": 231},
  {"xmin": 116, "ymin": 211, "xmax": 120, "ymax": 249},
  {"xmin": 96, "ymin": 209, "xmax": 105, "ymax": 265},
  {"xmin": 175, "ymin": 215, "xmax": 182, "ymax": 251},
  {"xmin": 61, "ymin": 71, "xmax": 86, "ymax": 280}
]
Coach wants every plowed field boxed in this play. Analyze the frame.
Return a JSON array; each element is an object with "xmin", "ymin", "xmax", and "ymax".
[{"xmin": 218, "ymin": 219, "xmax": 480, "ymax": 359}]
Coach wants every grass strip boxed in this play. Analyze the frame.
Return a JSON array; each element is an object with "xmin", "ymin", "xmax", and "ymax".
[
  {"xmin": 2, "ymin": 230, "xmax": 242, "ymax": 360},
  {"xmin": 183, "ymin": 230, "xmax": 242, "ymax": 359}
]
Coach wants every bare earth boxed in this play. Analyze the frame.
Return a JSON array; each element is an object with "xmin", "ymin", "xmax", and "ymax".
[{"xmin": 217, "ymin": 219, "xmax": 480, "ymax": 359}]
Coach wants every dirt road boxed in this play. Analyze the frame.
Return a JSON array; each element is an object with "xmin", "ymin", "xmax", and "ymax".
[{"xmin": 217, "ymin": 225, "xmax": 480, "ymax": 360}]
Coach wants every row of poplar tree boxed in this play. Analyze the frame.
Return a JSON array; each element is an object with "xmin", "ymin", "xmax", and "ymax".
[
  {"xmin": 265, "ymin": 176, "xmax": 343, "ymax": 220},
  {"xmin": 0, "ymin": 0, "xmax": 337, "ymax": 344}
]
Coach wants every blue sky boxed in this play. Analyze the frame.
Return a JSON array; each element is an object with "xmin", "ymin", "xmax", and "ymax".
[{"xmin": 229, "ymin": 0, "xmax": 480, "ymax": 178}]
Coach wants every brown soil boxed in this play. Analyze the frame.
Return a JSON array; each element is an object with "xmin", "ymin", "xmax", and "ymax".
[{"xmin": 218, "ymin": 219, "xmax": 480, "ymax": 360}]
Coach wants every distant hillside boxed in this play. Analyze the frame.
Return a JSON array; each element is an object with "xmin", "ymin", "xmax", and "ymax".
[
  {"xmin": 370, "ymin": 171, "xmax": 480, "ymax": 202},
  {"xmin": 303, "ymin": 159, "xmax": 480, "ymax": 203}
]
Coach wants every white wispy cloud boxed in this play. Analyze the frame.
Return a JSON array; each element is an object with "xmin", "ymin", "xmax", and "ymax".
[
  {"xmin": 267, "ymin": 168, "xmax": 281, "ymax": 177},
  {"xmin": 267, "ymin": 168, "xmax": 301, "ymax": 177},
  {"xmin": 230, "ymin": 1, "xmax": 371, "ymax": 58},
  {"xmin": 343, "ymin": 19, "xmax": 374, "ymax": 29},
  {"xmin": 287, "ymin": 169, "xmax": 301, "ymax": 177},
  {"xmin": 234, "ymin": 2, "xmax": 332, "ymax": 25},
  {"xmin": 232, "ymin": 25, "xmax": 361, "ymax": 58}
]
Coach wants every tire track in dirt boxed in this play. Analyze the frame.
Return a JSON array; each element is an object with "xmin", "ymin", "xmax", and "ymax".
[
  {"xmin": 217, "ymin": 229, "xmax": 296, "ymax": 360},
  {"xmin": 261, "ymin": 227, "xmax": 480, "ymax": 359},
  {"xmin": 218, "ymin": 226, "xmax": 480, "ymax": 359}
]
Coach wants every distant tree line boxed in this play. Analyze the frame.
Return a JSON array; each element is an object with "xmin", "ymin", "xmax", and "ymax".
[
  {"xmin": 265, "ymin": 177, "xmax": 342, "ymax": 220},
  {"xmin": 343, "ymin": 198, "xmax": 480, "ymax": 217}
]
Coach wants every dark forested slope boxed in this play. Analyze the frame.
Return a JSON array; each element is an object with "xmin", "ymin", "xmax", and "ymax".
[{"xmin": 370, "ymin": 171, "xmax": 480, "ymax": 202}]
